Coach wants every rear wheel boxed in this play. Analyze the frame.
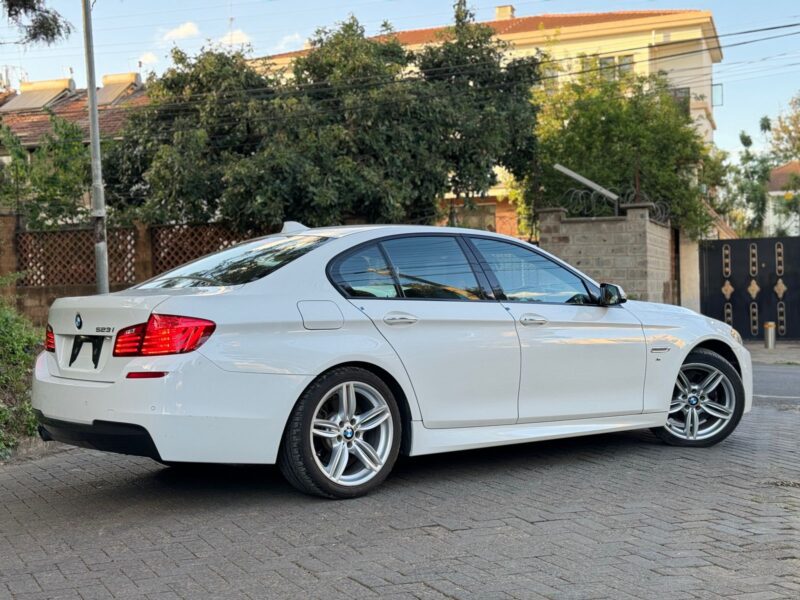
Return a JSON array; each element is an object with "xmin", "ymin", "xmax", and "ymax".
[
  {"xmin": 279, "ymin": 367, "xmax": 401, "ymax": 498},
  {"xmin": 652, "ymin": 348, "xmax": 744, "ymax": 447}
]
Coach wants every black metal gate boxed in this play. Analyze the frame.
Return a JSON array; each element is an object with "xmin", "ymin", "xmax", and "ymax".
[{"xmin": 701, "ymin": 237, "xmax": 799, "ymax": 340}]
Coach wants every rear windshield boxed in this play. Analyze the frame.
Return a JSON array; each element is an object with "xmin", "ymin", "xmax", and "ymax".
[{"xmin": 138, "ymin": 235, "xmax": 328, "ymax": 288}]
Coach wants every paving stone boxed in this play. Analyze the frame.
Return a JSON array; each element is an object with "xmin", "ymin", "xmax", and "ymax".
[{"xmin": 1, "ymin": 401, "xmax": 799, "ymax": 599}]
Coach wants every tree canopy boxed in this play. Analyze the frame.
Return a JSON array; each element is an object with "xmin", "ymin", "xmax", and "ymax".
[
  {"xmin": 729, "ymin": 127, "xmax": 774, "ymax": 236},
  {"xmin": 0, "ymin": 114, "xmax": 90, "ymax": 229},
  {"xmin": 771, "ymin": 92, "xmax": 800, "ymax": 164},
  {"xmin": 515, "ymin": 63, "xmax": 724, "ymax": 238},
  {"xmin": 2, "ymin": 0, "xmax": 71, "ymax": 45},
  {"xmin": 103, "ymin": 2, "xmax": 540, "ymax": 232}
]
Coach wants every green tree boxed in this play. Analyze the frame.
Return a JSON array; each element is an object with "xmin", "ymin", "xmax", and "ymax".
[
  {"xmin": 0, "ymin": 114, "xmax": 90, "ymax": 229},
  {"xmin": 104, "ymin": 48, "xmax": 275, "ymax": 225},
  {"xmin": 417, "ymin": 0, "xmax": 539, "ymax": 224},
  {"xmin": 728, "ymin": 118, "xmax": 776, "ymax": 236},
  {"xmin": 771, "ymin": 92, "xmax": 800, "ymax": 162},
  {"xmin": 105, "ymin": 3, "xmax": 539, "ymax": 232},
  {"xmin": 2, "ymin": 0, "xmax": 70, "ymax": 44},
  {"xmin": 517, "ymin": 64, "xmax": 722, "ymax": 238}
]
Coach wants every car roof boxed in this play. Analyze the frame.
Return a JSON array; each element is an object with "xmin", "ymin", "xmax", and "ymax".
[{"xmin": 304, "ymin": 224, "xmax": 518, "ymax": 240}]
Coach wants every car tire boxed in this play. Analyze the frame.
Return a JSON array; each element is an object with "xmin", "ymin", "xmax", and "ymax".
[
  {"xmin": 278, "ymin": 366, "xmax": 402, "ymax": 498},
  {"xmin": 651, "ymin": 348, "xmax": 745, "ymax": 448}
]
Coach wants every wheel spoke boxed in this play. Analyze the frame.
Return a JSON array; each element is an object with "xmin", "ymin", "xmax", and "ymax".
[
  {"xmin": 351, "ymin": 438, "xmax": 382, "ymax": 472},
  {"xmin": 699, "ymin": 369, "xmax": 725, "ymax": 396},
  {"xmin": 676, "ymin": 370, "xmax": 691, "ymax": 395},
  {"xmin": 684, "ymin": 407, "xmax": 700, "ymax": 440},
  {"xmin": 357, "ymin": 405, "xmax": 390, "ymax": 431},
  {"xmin": 339, "ymin": 383, "xmax": 357, "ymax": 421},
  {"xmin": 312, "ymin": 419, "xmax": 339, "ymax": 438},
  {"xmin": 669, "ymin": 397, "xmax": 686, "ymax": 414},
  {"xmin": 701, "ymin": 401, "xmax": 733, "ymax": 420},
  {"xmin": 326, "ymin": 442, "xmax": 350, "ymax": 480}
]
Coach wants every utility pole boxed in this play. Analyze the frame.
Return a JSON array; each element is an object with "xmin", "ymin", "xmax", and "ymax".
[{"xmin": 81, "ymin": 0, "xmax": 109, "ymax": 294}]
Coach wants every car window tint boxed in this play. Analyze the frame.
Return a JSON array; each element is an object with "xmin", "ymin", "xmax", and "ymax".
[
  {"xmin": 381, "ymin": 236, "xmax": 482, "ymax": 301},
  {"xmin": 139, "ymin": 235, "xmax": 328, "ymax": 288},
  {"xmin": 471, "ymin": 238, "xmax": 591, "ymax": 304},
  {"xmin": 332, "ymin": 244, "xmax": 399, "ymax": 298}
]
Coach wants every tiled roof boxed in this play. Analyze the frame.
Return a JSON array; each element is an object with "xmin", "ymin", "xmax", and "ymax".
[
  {"xmin": 0, "ymin": 87, "xmax": 148, "ymax": 147},
  {"xmin": 769, "ymin": 161, "xmax": 800, "ymax": 192},
  {"xmin": 268, "ymin": 9, "xmax": 705, "ymax": 60}
]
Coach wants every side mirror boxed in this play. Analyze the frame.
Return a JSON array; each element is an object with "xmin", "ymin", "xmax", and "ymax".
[{"xmin": 599, "ymin": 283, "xmax": 627, "ymax": 306}]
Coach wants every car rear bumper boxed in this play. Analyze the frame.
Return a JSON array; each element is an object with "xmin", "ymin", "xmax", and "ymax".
[
  {"xmin": 32, "ymin": 352, "xmax": 312, "ymax": 464},
  {"xmin": 36, "ymin": 410, "xmax": 162, "ymax": 460}
]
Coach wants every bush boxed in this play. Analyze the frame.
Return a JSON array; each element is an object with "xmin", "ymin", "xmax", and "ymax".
[{"xmin": 0, "ymin": 298, "xmax": 42, "ymax": 458}]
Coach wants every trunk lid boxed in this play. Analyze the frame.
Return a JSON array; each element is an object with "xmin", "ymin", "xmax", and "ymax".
[{"xmin": 46, "ymin": 288, "xmax": 219, "ymax": 382}]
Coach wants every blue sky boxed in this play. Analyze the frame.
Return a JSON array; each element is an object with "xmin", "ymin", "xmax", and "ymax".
[{"xmin": 1, "ymin": 0, "xmax": 799, "ymax": 156}]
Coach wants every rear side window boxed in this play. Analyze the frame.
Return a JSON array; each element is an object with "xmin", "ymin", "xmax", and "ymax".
[
  {"xmin": 139, "ymin": 235, "xmax": 328, "ymax": 288},
  {"xmin": 330, "ymin": 244, "xmax": 399, "ymax": 298},
  {"xmin": 381, "ymin": 237, "xmax": 482, "ymax": 300},
  {"xmin": 330, "ymin": 236, "xmax": 484, "ymax": 301}
]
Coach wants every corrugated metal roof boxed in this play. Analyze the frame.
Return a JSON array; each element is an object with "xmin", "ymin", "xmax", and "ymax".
[
  {"xmin": 0, "ymin": 87, "xmax": 70, "ymax": 112},
  {"xmin": 96, "ymin": 82, "xmax": 132, "ymax": 106}
]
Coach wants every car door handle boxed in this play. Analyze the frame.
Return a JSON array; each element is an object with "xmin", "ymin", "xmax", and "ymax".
[
  {"xmin": 383, "ymin": 312, "xmax": 419, "ymax": 326},
  {"xmin": 519, "ymin": 314, "xmax": 548, "ymax": 326}
]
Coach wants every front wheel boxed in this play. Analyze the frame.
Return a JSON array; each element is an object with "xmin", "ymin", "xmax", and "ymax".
[
  {"xmin": 652, "ymin": 348, "xmax": 745, "ymax": 447},
  {"xmin": 279, "ymin": 367, "xmax": 401, "ymax": 498}
]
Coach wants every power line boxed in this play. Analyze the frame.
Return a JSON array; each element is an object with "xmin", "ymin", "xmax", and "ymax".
[
  {"xmin": 3, "ymin": 21, "xmax": 799, "ymax": 155},
  {"xmin": 7, "ymin": 20, "xmax": 797, "ymax": 124}
]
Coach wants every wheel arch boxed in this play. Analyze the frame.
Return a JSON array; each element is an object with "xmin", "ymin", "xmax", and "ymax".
[
  {"xmin": 689, "ymin": 338, "xmax": 741, "ymax": 376},
  {"xmin": 283, "ymin": 361, "xmax": 415, "ymax": 457}
]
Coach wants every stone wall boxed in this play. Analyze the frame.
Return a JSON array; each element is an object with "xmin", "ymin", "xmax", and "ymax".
[{"xmin": 538, "ymin": 204, "xmax": 675, "ymax": 303}]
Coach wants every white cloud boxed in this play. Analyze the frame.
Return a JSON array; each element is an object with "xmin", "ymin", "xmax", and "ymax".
[
  {"xmin": 138, "ymin": 51, "xmax": 158, "ymax": 66},
  {"xmin": 271, "ymin": 32, "xmax": 302, "ymax": 53},
  {"xmin": 218, "ymin": 28, "xmax": 251, "ymax": 46},
  {"xmin": 163, "ymin": 21, "xmax": 199, "ymax": 42}
]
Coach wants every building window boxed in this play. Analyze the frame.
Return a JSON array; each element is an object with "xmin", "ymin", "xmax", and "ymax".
[
  {"xmin": 618, "ymin": 54, "xmax": 634, "ymax": 76},
  {"xmin": 669, "ymin": 87, "xmax": 691, "ymax": 116},
  {"xmin": 599, "ymin": 56, "xmax": 616, "ymax": 80}
]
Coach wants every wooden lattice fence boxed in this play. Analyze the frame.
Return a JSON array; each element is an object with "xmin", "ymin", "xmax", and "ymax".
[
  {"xmin": 150, "ymin": 224, "xmax": 251, "ymax": 275},
  {"xmin": 14, "ymin": 223, "xmax": 257, "ymax": 287},
  {"xmin": 17, "ymin": 228, "xmax": 136, "ymax": 286}
]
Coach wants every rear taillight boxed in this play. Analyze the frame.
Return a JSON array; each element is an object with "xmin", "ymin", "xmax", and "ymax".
[
  {"xmin": 45, "ymin": 325, "xmax": 55, "ymax": 352},
  {"xmin": 113, "ymin": 315, "xmax": 216, "ymax": 357}
]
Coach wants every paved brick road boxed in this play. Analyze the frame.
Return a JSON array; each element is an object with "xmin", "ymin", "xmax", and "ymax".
[{"xmin": 2, "ymin": 398, "xmax": 799, "ymax": 599}]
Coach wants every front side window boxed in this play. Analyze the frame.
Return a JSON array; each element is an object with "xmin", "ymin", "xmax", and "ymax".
[
  {"xmin": 139, "ymin": 235, "xmax": 328, "ymax": 288},
  {"xmin": 381, "ymin": 236, "xmax": 482, "ymax": 301},
  {"xmin": 470, "ymin": 238, "xmax": 592, "ymax": 304},
  {"xmin": 330, "ymin": 243, "xmax": 399, "ymax": 298}
]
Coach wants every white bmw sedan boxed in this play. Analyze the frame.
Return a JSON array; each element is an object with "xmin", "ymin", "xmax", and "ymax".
[{"xmin": 33, "ymin": 224, "xmax": 752, "ymax": 498}]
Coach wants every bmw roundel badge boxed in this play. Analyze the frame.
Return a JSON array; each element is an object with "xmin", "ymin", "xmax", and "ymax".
[{"xmin": 75, "ymin": 313, "xmax": 83, "ymax": 330}]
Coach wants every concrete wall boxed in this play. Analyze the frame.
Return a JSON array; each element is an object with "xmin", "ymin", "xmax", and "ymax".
[
  {"xmin": 538, "ymin": 204, "xmax": 675, "ymax": 303},
  {"xmin": 679, "ymin": 236, "xmax": 701, "ymax": 312}
]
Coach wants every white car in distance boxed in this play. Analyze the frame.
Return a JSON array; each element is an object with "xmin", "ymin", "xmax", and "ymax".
[{"xmin": 33, "ymin": 223, "xmax": 752, "ymax": 498}]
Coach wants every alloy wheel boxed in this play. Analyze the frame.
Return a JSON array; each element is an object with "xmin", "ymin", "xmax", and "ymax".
[
  {"xmin": 665, "ymin": 362, "xmax": 736, "ymax": 441},
  {"xmin": 310, "ymin": 381, "xmax": 394, "ymax": 486}
]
